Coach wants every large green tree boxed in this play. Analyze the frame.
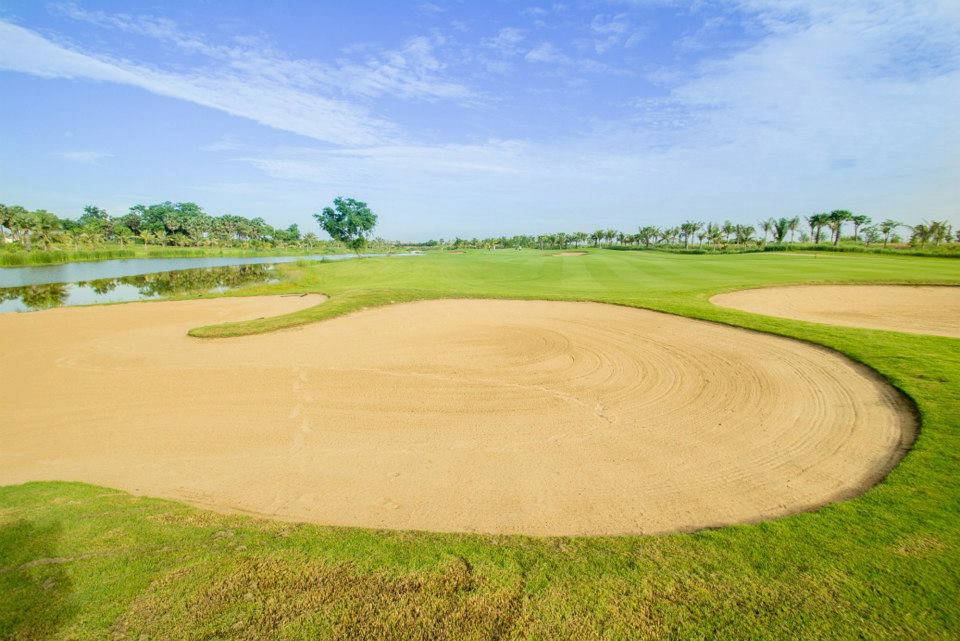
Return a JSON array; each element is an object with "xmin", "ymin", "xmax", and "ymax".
[{"xmin": 313, "ymin": 197, "xmax": 378, "ymax": 252}]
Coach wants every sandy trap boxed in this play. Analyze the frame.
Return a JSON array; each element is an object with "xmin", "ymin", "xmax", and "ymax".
[
  {"xmin": 712, "ymin": 285, "xmax": 960, "ymax": 338},
  {"xmin": 2, "ymin": 296, "xmax": 913, "ymax": 536}
]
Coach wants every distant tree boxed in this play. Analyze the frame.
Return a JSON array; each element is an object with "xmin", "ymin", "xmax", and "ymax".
[
  {"xmin": 314, "ymin": 197, "xmax": 378, "ymax": 253},
  {"xmin": 31, "ymin": 210, "xmax": 62, "ymax": 250},
  {"xmin": 879, "ymin": 219, "xmax": 901, "ymax": 246},
  {"xmin": 637, "ymin": 226, "xmax": 659, "ymax": 247},
  {"xmin": 861, "ymin": 225, "xmax": 881, "ymax": 245},
  {"xmin": 680, "ymin": 220, "xmax": 702, "ymax": 248},
  {"xmin": 79, "ymin": 205, "xmax": 109, "ymax": 225},
  {"xmin": 930, "ymin": 220, "xmax": 951, "ymax": 246},
  {"xmin": 772, "ymin": 217, "xmax": 791, "ymax": 243},
  {"xmin": 696, "ymin": 227, "xmax": 708, "ymax": 247},
  {"xmin": 850, "ymin": 214, "xmax": 871, "ymax": 241},
  {"xmin": 8, "ymin": 206, "xmax": 34, "ymax": 246},
  {"xmin": 0, "ymin": 204, "xmax": 14, "ymax": 241},
  {"xmin": 910, "ymin": 223, "xmax": 931, "ymax": 247},
  {"xmin": 827, "ymin": 209, "xmax": 853, "ymax": 245},
  {"xmin": 759, "ymin": 218, "xmax": 773, "ymax": 242},
  {"xmin": 788, "ymin": 216, "xmax": 801, "ymax": 242},
  {"xmin": 721, "ymin": 220, "xmax": 735, "ymax": 243},
  {"xmin": 734, "ymin": 224, "xmax": 755, "ymax": 244},
  {"xmin": 806, "ymin": 213, "xmax": 828, "ymax": 244},
  {"xmin": 706, "ymin": 222, "xmax": 722, "ymax": 246}
]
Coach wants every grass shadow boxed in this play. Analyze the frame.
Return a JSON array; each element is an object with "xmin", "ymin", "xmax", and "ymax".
[{"xmin": 0, "ymin": 520, "xmax": 77, "ymax": 640}]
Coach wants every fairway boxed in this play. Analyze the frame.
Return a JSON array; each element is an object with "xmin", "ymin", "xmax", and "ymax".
[
  {"xmin": 3, "ymin": 249, "xmax": 960, "ymax": 640},
  {"xmin": 0, "ymin": 296, "xmax": 912, "ymax": 535},
  {"xmin": 712, "ymin": 284, "xmax": 960, "ymax": 338}
]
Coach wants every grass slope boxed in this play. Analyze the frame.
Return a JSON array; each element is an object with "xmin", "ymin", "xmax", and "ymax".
[{"xmin": 3, "ymin": 249, "xmax": 959, "ymax": 640}]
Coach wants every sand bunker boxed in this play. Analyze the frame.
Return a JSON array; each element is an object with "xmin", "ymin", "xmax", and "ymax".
[
  {"xmin": 1, "ymin": 297, "xmax": 912, "ymax": 535},
  {"xmin": 712, "ymin": 285, "xmax": 960, "ymax": 338},
  {"xmin": 554, "ymin": 251, "xmax": 586, "ymax": 256}
]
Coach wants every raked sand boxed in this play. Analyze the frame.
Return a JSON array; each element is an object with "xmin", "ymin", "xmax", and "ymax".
[
  {"xmin": 1, "ymin": 296, "xmax": 913, "ymax": 535},
  {"xmin": 712, "ymin": 285, "xmax": 960, "ymax": 338}
]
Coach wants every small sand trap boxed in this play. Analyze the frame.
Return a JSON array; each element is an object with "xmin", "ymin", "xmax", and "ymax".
[
  {"xmin": 712, "ymin": 285, "xmax": 960, "ymax": 338},
  {"xmin": 554, "ymin": 251, "xmax": 586, "ymax": 256},
  {"xmin": 1, "ymin": 297, "xmax": 912, "ymax": 535}
]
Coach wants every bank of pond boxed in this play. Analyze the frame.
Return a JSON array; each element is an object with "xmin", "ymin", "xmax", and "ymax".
[
  {"xmin": 0, "ymin": 264, "xmax": 279, "ymax": 312},
  {"xmin": 0, "ymin": 252, "xmax": 421, "ymax": 312}
]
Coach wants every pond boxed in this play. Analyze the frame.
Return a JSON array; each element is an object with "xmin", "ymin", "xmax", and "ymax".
[
  {"xmin": 0, "ymin": 252, "xmax": 414, "ymax": 288},
  {"xmin": 0, "ymin": 263, "xmax": 284, "ymax": 313}
]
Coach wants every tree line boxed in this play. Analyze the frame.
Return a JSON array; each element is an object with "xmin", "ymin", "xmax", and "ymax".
[
  {"xmin": 0, "ymin": 199, "xmax": 382, "ymax": 252},
  {"xmin": 424, "ymin": 211, "xmax": 957, "ymax": 251}
]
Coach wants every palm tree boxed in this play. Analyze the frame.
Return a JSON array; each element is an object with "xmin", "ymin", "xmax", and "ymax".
[
  {"xmin": 705, "ymin": 222, "xmax": 721, "ymax": 247},
  {"xmin": 850, "ymin": 214, "xmax": 871, "ymax": 241},
  {"xmin": 759, "ymin": 218, "xmax": 773, "ymax": 243},
  {"xmin": 679, "ymin": 221, "xmax": 702, "ymax": 248},
  {"xmin": 827, "ymin": 210, "xmax": 853, "ymax": 245},
  {"xmin": 667, "ymin": 226, "xmax": 681, "ymax": 245},
  {"xmin": 806, "ymin": 213, "xmax": 826, "ymax": 244},
  {"xmin": 771, "ymin": 217, "xmax": 791, "ymax": 244},
  {"xmin": 721, "ymin": 220, "xmax": 735, "ymax": 243},
  {"xmin": 696, "ymin": 227, "xmax": 708, "ymax": 247},
  {"xmin": 930, "ymin": 220, "xmax": 950, "ymax": 246},
  {"xmin": 879, "ymin": 219, "xmax": 901, "ymax": 246},
  {"xmin": 735, "ymin": 224, "xmax": 755, "ymax": 244},
  {"xmin": 910, "ymin": 223, "xmax": 931, "ymax": 247},
  {"xmin": 31, "ymin": 210, "xmax": 61, "ymax": 250},
  {"xmin": 637, "ymin": 226, "xmax": 658, "ymax": 247},
  {"xmin": 788, "ymin": 216, "xmax": 800, "ymax": 242}
]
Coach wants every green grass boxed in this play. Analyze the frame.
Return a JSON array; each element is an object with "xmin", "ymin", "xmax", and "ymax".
[
  {"xmin": 605, "ymin": 242, "xmax": 960, "ymax": 258},
  {"xmin": 4, "ymin": 248, "xmax": 960, "ymax": 640},
  {"xmin": 0, "ymin": 244, "xmax": 371, "ymax": 267}
]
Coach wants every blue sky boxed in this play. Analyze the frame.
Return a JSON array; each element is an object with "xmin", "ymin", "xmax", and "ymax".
[{"xmin": 0, "ymin": 1, "xmax": 957, "ymax": 240}]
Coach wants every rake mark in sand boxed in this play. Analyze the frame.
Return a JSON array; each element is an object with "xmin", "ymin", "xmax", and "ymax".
[{"xmin": 1, "ymin": 296, "xmax": 913, "ymax": 535}]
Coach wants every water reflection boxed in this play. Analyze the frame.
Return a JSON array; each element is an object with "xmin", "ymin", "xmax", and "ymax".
[{"xmin": 0, "ymin": 264, "xmax": 277, "ymax": 313}]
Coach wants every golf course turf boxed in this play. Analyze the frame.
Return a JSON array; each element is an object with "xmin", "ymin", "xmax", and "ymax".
[{"xmin": 3, "ymin": 249, "xmax": 959, "ymax": 639}]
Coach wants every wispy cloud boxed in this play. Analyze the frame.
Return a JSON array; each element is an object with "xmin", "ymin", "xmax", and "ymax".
[
  {"xmin": 0, "ymin": 20, "xmax": 394, "ymax": 146},
  {"xmin": 482, "ymin": 27, "xmax": 526, "ymax": 56},
  {"xmin": 0, "ymin": 4, "xmax": 480, "ymax": 148},
  {"xmin": 2, "ymin": 0, "xmax": 957, "ymax": 237},
  {"xmin": 525, "ymin": 42, "xmax": 570, "ymax": 64},
  {"xmin": 53, "ymin": 150, "xmax": 113, "ymax": 164},
  {"xmin": 53, "ymin": 3, "xmax": 476, "ymax": 103},
  {"xmin": 590, "ymin": 13, "xmax": 648, "ymax": 53},
  {"xmin": 231, "ymin": 0, "xmax": 960, "ymax": 233}
]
